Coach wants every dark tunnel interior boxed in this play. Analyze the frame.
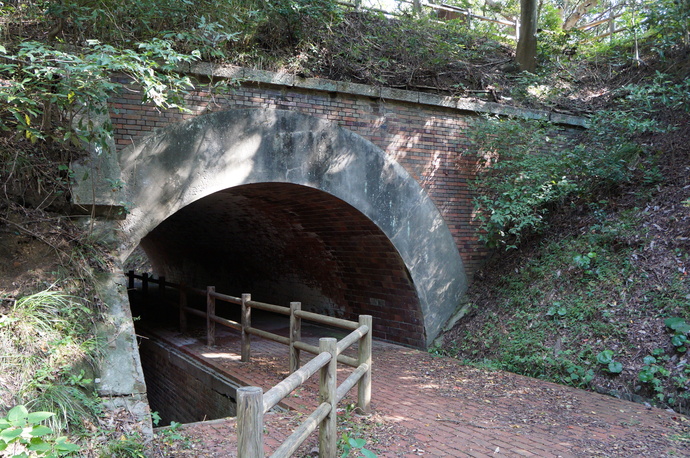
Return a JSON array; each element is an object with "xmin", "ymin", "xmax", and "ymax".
[{"xmin": 133, "ymin": 182, "xmax": 426, "ymax": 347}]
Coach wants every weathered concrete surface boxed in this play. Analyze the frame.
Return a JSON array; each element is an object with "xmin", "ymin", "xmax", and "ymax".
[
  {"xmin": 72, "ymin": 250, "xmax": 153, "ymax": 438},
  {"xmin": 115, "ymin": 108, "xmax": 467, "ymax": 347},
  {"xmin": 94, "ymin": 271, "xmax": 147, "ymax": 397},
  {"xmin": 184, "ymin": 64, "xmax": 589, "ymax": 128},
  {"xmin": 70, "ymin": 104, "xmax": 151, "ymax": 437}
]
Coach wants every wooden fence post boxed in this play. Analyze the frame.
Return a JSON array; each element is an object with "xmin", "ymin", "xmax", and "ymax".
[
  {"xmin": 178, "ymin": 285, "xmax": 188, "ymax": 333},
  {"xmin": 318, "ymin": 337, "xmax": 337, "ymax": 458},
  {"xmin": 207, "ymin": 286, "xmax": 216, "ymax": 346},
  {"xmin": 357, "ymin": 315, "xmax": 373, "ymax": 414},
  {"xmin": 141, "ymin": 272, "xmax": 149, "ymax": 298},
  {"xmin": 158, "ymin": 276, "xmax": 166, "ymax": 302},
  {"xmin": 289, "ymin": 302, "xmax": 302, "ymax": 373},
  {"xmin": 241, "ymin": 293, "xmax": 251, "ymax": 362},
  {"xmin": 237, "ymin": 386, "xmax": 264, "ymax": 458},
  {"xmin": 127, "ymin": 270, "xmax": 134, "ymax": 289}
]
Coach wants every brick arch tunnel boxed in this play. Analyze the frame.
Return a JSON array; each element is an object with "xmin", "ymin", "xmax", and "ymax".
[
  {"xmin": 117, "ymin": 108, "xmax": 467, "ymax": 347},
  {"xmin": 139, "ymin": 182, "xmax": 423, "ymax": 345}
]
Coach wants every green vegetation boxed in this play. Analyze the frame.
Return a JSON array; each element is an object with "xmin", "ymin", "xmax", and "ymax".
[
  {"xmin": 445, "ymin": 55, "xmax": 690, "ymax": 412},
  {"xmin": 0, "ymin": 40, "xmax": 197, "ymax": 149},
  {"xmin": 337, "ymin": 403, "xmax": 377, "ymax": 458},
  {"xmin": 447, "ymin": 213, "xmax": 641, "ymax": 384},
  {"xmin": 469, "ymin": 74, "xmax": 683, "ymax": 249},
  {"xmin": 0, "ymin": 290, "xmax": 99, "ymax": 432},
  {"xmin": 0, "ymin": 405, "xmax": 79, "ymax": 457},
  {"xmin": 1, "ymin": 0, "xmax": 689, "ymax": 454},
  {"xmin": 339, "ymin": 435, "xmax": 377, "ymax": 458}
]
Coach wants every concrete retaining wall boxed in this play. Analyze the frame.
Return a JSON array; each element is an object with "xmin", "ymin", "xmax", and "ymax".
[{"xmin": 138, "ymin": 337, "xmax": 238, "ymax": 426}]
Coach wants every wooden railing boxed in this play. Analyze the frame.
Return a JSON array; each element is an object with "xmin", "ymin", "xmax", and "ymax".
[
  {"xmin": 340, "ymin": 1, "xmax": 627, "ymax": 42},
  {"xmin": 126, "ymin": 271, "xmax": 372, "ymax": 457}
]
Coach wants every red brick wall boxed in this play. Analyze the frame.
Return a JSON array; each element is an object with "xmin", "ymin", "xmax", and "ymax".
[
  {"xmin": 138, "ymin": 337, "xmax": 237, "ymax": 425},
  {"xmin": 112, "ymin": 72, "xmax": 585, "ymax": 347},
  {"xmin": 111, "ymin": 69, "xmax": 582, "ymax": 279},
  {"xmin": 111, "ymin": 79, "xmax": 489, "ymax": 276}
]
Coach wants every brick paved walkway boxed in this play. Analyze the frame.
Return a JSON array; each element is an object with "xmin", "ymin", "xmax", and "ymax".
[{"xmin": 147, "ymin": 322, "xmax": 690, "ymax": 457}]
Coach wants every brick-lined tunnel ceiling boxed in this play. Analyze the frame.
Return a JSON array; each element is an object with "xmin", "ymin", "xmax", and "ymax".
[{"xmin": 139, "ymin": 182, "xmax": 425, "ymax": 346}]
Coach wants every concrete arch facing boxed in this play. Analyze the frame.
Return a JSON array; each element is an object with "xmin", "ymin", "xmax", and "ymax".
[{"xmin": 117, "ymin": 108, "xmax": 467, "ymax": 347}]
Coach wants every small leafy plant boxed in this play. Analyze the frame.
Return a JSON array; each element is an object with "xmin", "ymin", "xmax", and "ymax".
[
  {"xmin": 339, "ymin": 434, "xmax": 376, "ymax": 458},
  {"xmin": 664, "ymin": 317, "xmax": 690, "ymax": 352},
  {"xmin": 0, "ymin": 405, "xmax": 79, "ymax": 457},
  {"xmin": 638, "ymin": 355, "xmax": 671, "ymax": 402},
  {"xmin": 573, "ymin": 252, "xmax": 598, "ymax": 276},
  {"xmin": 546, "ymin": 302, "xmax": 567, "ymax": 318},
  {"xmin": 596, "ymin": 350, "xmax": 623, "ymax": 374}
]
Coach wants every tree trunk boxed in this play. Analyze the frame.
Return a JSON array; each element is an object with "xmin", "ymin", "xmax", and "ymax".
[{"xmin": 516, "ymin": 0, "xmax": 538, "ymax": 72}]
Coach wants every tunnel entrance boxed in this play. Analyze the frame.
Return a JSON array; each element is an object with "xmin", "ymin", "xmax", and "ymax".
[
  {"xmin": 136, "ymin": 182, "xmax": 424, "ymax": 346},
  {"xmin": 73, "ymin": 105, "xmax": 469, "ymax": 430},
  {"xmin": 111, "ymin": 107, "xmax": 467, "ymax": 349}
]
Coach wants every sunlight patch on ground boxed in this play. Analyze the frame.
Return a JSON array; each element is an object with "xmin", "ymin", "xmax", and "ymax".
[
  {"xmin": 380, "ymin": 414, "xmax": 410, "ymax": 422},
  {"xmin": 201, "ymin": 351, "xmax": 242, "ymax": 361},
  {"xmin": 419, "ymin": 382, "xmax": 441, "ymax": 389}
]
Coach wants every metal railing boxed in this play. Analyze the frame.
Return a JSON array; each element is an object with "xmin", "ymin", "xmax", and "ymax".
[{"xmin": 126, "ymin": 271, "xmax": 372, "ymax": 457}]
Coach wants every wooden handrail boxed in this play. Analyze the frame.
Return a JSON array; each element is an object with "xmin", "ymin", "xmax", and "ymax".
[
  {"xmin": 125, "ymin": 271, "xmax": 373, "ymax": 456},
  {"xmin": 247, "ymin": 299, "xmax": 290, "ymax": 316},
  {"xmin": 271, "ymin": 402, "xmax": 330, "ymax": 457},
  {"xmin": 337, "ymin": 324, "xmax": 370, "ymax": 355},
  {"xmin": 262, "ymin": 351, "xmax": 332, "ymax": 413},
  {"xmin": 294, "ymin": 309, "xmax": 360, "ymax": 330},
  {"xmin": 294, "ymin": 340, "xmax": 359, "ymax": 367},
  {"xmin": 337, "ymin": 363, "xmax": 370, "ymax": 403}
]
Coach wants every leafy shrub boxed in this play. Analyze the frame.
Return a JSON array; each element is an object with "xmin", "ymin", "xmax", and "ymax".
[
  {"xmin": 0, "ymin": 40, "xmax": 196, "ymax": 151},
  {"xmin": 469, "ymin": 73, "xmax": 679, "ymax": 250},
  {"xmin": 0, "ymin": 405, "xmax": 79, "ymax": 457},
  {"xmin": 469, "ymin": 114, "xmax": 637, "ymax": 249}
]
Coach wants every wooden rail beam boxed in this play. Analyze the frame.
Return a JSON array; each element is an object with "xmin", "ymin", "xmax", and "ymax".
[
  {"xmin": 290, "ymin": 302, "xmax": 302, "ymax": 373},
  {"xmin": 263, "ymin": 351, "xmax": 331, "ymax": 413},
  {"xmin": 241, "ymin": 293, "xmax": 251, "ymax": 362},
  {"xmin": 336, "ymin": 363, "xmax": 370, "ymax": 403},
  {"xmin": 358, "ymin": 315, "xmax": 373, "ymax": 413},
  {"xmin": 294, "ymin": 309, "xmax": 359, "ymax": 330},
  {"xmin": 271, "ymin": 403, "xmax": 330, "ymax": 457}
]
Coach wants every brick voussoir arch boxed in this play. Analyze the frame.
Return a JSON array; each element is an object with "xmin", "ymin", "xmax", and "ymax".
[{"xmin": 118, "ymin": 108, "xmax": 467, "ymax": 346}]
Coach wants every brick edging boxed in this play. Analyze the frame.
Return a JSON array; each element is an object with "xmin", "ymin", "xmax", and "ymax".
[{"xmin": 180, "ymin": 62, "xmax": 589, "ymax": 128}]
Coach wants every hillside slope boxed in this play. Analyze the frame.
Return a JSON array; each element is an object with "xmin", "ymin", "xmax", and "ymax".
[{"xmin": 440, "ymin": 54, "xmax": 690, "ymax": 413}]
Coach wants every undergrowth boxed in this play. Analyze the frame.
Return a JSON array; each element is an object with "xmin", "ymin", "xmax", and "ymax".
[
  {"xmin": 449, "ymin": 211, "xmax": 640, "ymax": 385},
  {"xmin": 444, "ymin": 73, "xmax": 690, "ymax": 413},
  {"xmin": 0, "ymin": 290, "xmax": 100, "ymax": 433}
]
